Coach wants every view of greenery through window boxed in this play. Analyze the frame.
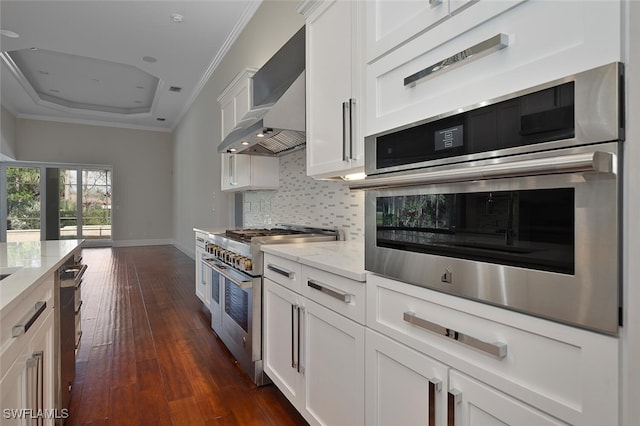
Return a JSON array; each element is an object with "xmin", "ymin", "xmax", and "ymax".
[{"xmin": 5, "ymin": 166, "xmax": 112, "ymax": 241}]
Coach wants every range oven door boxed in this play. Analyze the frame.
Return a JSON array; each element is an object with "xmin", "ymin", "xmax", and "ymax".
[
  {"xmin": 361, "ymin": 142, "xmax": 620, "ymax": 335},
  {"xmin": 203, "ymin": 259, "xmax": 261, "ymax": 371}
]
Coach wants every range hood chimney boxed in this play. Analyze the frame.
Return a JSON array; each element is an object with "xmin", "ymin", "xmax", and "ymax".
[{"xmin": 218, "ymin": 26, "xmax": 306, "ymax": 156}]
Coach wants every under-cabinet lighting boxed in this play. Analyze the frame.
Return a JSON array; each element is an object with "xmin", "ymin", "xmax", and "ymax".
[{"xmin": 342, "ymin": 172, "xmax": 367, "ymax": 181}]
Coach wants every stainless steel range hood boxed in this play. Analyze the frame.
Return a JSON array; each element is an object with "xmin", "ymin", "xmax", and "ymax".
[{"xmin": 218, "ymin": 26, "xmax": 306, "ymax": 156}]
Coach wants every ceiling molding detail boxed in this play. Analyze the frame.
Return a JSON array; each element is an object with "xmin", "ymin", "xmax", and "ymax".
[{"xmin": 172, "ymin": 0, "xmax": 263, "ymax": 130}]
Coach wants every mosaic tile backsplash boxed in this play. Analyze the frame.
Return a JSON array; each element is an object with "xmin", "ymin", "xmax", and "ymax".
[{"xmin": 243, "ymin": 149, "xmax": 365, "ymax": 242}]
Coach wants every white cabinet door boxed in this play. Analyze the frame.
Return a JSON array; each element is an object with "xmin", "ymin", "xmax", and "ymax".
[
  {"xmin": 448, "ymin": 370, "xmax": 567, "ymax": 426},
  {"xmin": 303, "ymin": 297, "xmax": 365, "ymax": 426},
  {"xmin": 194, "ymin": 245, "xmax": 207, "ymax": 306},
  {"xmin": 366, "ymin": 328, "xmax": 448, "ymax": 426},
  {"xmin": 366, "ymin": 0, "xmax": 620, "ymax": 136},
  {"xmin": 28, "ymin": 310, "xmax": 56, "ymax": 425},
  {"xmin": 0, "ymin": 310, "xmax": 56, "ymax": 426},
  {"xmin": 263, "ymin": 278, "xmax": 304, "ymax": 406},
  {"xmin": 220, "ymin": 154, "xmax": 278, "ymax": 192},
  {"xmin": 218, "ymin": 68, "xmax": 256, "ymax": 140},
  {"xmin": 365, "ymin": 0, "xmax": 449, "ymax": 62},
  {"xmin": 304, "ymin": 0, "xmax": 364, "ymax": 179}
]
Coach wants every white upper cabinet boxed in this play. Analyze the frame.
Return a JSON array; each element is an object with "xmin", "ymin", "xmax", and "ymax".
[
  {"xmin": 218, "ymin": 68, "xmax": 257, "ymax": 140},
  {"xmin": 300, "ymin": 0, "xmax": 365, "ymax": 179},
  {"xmin": 220, "ymin": 153, "xmax": 279, "ymax": 192},
  {"xmin": 366, "ymin": 0, "xmax": 450, "ymax": 62},
  {"xmin": 218, "ymin": 69, "xmax": 279, "ymax": 192},
  {"xmin": 365, "ymin": 0, "xmax": 621, "ymax": 136}
]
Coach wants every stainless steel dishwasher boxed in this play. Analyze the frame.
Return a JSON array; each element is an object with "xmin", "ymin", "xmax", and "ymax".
[{"xmin": 58, "ymin": 256, "xmax": 86, "ymax": 416}]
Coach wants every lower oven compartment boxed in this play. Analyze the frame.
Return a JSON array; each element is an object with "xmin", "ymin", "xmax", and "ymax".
[
  {"xmin": 362, "ymin": 142, "xmax": 620, "ymax": 335},
  {"xmin": 204, "ymin": 258, "xmax": 266, "ymax": 385}
]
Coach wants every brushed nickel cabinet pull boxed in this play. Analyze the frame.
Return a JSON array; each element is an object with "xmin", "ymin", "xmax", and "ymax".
[
  {"xmin": 343, "ymin": 101, "xmax": 350, "ymax": 161},
  {"xmin": 447, "ymin": 389, "xmax": 462, "ymax": 426},
  {"xmin": 404, "ymin": 34, "xmax": 509, "ymax": 87},
  {"xmin": 403, "ymin": 312, "xmax": 507, "ymax": 358},
  {"xmin": 307, "ymin": 279, "xmax": 352, "ymax": 303},
  {"xmin": 291, "ymin": 304, "xmax": 297, "ymax": 369},
  {"xmin": 429, "ymin": 378, "xmax": 442, "ymax": 426},
  {"xmin": 12, "ymin": 301, "xmax": 47, "ymax": 337},
  {"xmin": 267, "ymin": 264, "xmax": 295, "ymax": 279}
]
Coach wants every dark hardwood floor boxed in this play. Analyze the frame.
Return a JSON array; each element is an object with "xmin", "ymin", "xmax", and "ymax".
[{"xmin": 66, "ymin": 246, "xmax": 307, "ymax": 426}]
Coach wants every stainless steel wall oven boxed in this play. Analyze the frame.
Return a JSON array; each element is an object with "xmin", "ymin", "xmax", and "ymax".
[{"xmin": 353, "ymin": 62, "xmax": 624, "ymax": 335}]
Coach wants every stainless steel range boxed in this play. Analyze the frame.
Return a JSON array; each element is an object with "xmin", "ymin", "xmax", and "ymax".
[{"xmin": 200, "ymin": 224, "xmax": 341, "ymax": 385}]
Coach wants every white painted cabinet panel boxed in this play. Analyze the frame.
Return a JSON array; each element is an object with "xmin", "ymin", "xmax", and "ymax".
[
  {"xmin": 367, "ymin": 274, "xmax": 619, "ymax": 425},
  {"xmin": 220, "ymin": 154, "xmax": 279, "ymax": 192},
  {"xmin": 448, "ymin": 370, "xmax": 567, "ymax": 426},
  {"xmin": 366, "ymin": 0, "xmax": 620, "ymax": 136},
  {"xmin": 366, "ymin": 328, "xmax": 448, "ymax": 426},
  {"xmin": 302, "ymin": 0, "xmax": 364, "ymax": 179},
  {"xmin": 263, "ymin": 254, "xmax": 366, "ymax": 426},
  {"xmin": 218, "ymin": 68, "xmax": 256, "ymax": 140},
  {"xmin": 194, "ymin": 232, "xmax": 209, "ymax": 308}
]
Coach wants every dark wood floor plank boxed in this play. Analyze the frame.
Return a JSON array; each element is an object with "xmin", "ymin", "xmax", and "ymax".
[{"xmin": 67, "ymin": 245, "xmax": 306, "ymax": 426}]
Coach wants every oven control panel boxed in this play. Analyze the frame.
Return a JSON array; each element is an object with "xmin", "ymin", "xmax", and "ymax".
[{"xmin": 205, "ymin": 242, "xmax": 253, "ymax": 273}]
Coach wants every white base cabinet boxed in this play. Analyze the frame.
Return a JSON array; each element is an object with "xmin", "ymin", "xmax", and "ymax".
[
  {"xmin": 366, "ymin": 273, "xmax": 618, "ymax": 426},
  {"xmin": 194, "ymin": 231, "xmax": 210, "ymax": 310},
  {"xmin": 263, "ymin": 251, "xmax": 366, "ymax": 426},
  {"xmin": 1, "ymin": 274, "xmax": 56, "ymax": 426},
  {"xmin": 264, "ymin": 278, "xmax": 365, "ymax": 426},
  {"xmin": 448, "ymin": 370, "xmax": 566, "ymax": 426},
  {"xmin": 365, "ymin": 328, "xmax": 448, "ymax": 426}
]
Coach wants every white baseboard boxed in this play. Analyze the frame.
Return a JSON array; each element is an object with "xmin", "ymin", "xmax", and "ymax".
[{"xmin": 111, "ymin": 238, "xmax": 174, "ymax": 248}]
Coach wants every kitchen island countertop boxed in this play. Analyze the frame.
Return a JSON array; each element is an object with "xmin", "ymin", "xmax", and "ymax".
[
  {"xmin": 261, "ymin": 240, "xmax": 366, "ymax": 282},
  {"xmin": 0, "ymin": 240, "xmax": 84, "ymax": 315}
]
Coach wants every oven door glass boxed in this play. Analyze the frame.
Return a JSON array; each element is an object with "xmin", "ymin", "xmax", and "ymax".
[
  {"xmin": 376, "ymin": 188, "xmax": 575, "ymax": 274},
  {"xmin": 225, "ymin": 280, "xmax": 249, "ymax": 332}
]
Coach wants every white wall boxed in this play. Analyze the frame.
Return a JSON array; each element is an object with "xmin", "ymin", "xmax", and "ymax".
[
  {"xmin": 14, "ymin": 118, "xmax": 173, "ymax": 245},
  {"xmin": 1, "ymin": 106, "xmax": 17, "ymax": 160},
  {"xmin": 172, "ymin": 0, "xmax": 305, "ymax": 254}
]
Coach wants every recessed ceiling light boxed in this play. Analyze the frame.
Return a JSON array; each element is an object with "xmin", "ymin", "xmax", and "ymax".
[
  {"xmin": 38, "ymin": 70, "xmax": 49, "ymax": 75},
  {"xmin": 0, "ymin": 29, "xmax": 20, "ymax": 38},
  {"xmin": 229, "ymin": 148, "xmax": 237, "ymax": 152},
  {"xmin": 241, "ymin": 141, "xmax": 250, "ymax": 146},
  {"xmin": 142, "ymin": 56, "xmax": 157, "ymax": 63},
  {"xmin": 256, "ymin": 133, "xmax": 265, "ymax": 138},
  {"xmin": 157, "ymin": 118, "xmax": 166, "ymax": 121},
  {"xmin": 171, "ymin": 13, "xmax": 184, "ymax": 23},
  {"xmin": 30, "ymin": 47, "xmax": 38, "ymax": 51}
]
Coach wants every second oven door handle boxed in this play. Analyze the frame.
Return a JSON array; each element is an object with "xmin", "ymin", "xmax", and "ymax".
[{"xmin": 350, "ymin": 151, "xmax": 616, "ymax": 190}]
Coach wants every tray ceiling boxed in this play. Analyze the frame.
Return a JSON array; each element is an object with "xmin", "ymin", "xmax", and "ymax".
[{"xmin": 0, "ymin": 1, "xmax": 261, "ymax": 131}]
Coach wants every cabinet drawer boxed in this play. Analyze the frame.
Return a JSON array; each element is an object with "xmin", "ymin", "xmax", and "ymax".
[
  {"xmin": 195, "ymin": 231, "xmax": 208, "ymax": 249},
  {"xmin": 301, "ymin": 265, "xmax": 365, "ymax": 325},
  {"xmin": 367, "ymin": 273, "xmax": 618, "ymax": 425},
  {"xmin": 264, "ymin": 254, "xmax": 302, "ymax": 293},
  {"xmin": 0, "ymin": 275, "xmax": 54, "ymax": 379},
  {"xmin": 366, "ymin": 0, "xmax": 621, "ymax": 136}
]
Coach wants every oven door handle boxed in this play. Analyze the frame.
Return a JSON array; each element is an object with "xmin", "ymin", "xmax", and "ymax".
[
  {"xmin": 204, "ymin": 259, "xmax": 253, "ymax": 289},
  {"xmin": 351, "ymin": 151, "xmax": 616, "ymax": 190}
]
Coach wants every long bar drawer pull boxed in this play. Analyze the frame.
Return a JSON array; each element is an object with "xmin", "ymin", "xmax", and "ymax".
[
  {"xmin": 403, "ymin": 312, "xmax": 507, "ymax": 359},
  {"xmin": 12, "ymin": 301, "xmax": 47, "ymax": 337},
  {"xmin": 267, "ymin": 264, "xmax": 295, "ymax": 279},
  {"xmin": 404, "ymin": 33, "xmax": 509, "ymax": 87},
  {"xmin": 447, "ymin": 389, "xmax": 462, "ymax": 426},
  {"xmin": 429, "ymin": 378, "xmax": 442, "ymax": 426},
  {"xmin": 307, "ymin": 279, "xmax": 352, "ymax": 303}
]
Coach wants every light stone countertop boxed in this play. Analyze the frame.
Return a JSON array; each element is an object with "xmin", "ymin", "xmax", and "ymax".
[
  {"xmin": 0, "ymin": 240, "xmax": 84, "ymax": 314},
  {"xmin": 261, "ymin": 240, "xmax": 366, "ymax": 282}
]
